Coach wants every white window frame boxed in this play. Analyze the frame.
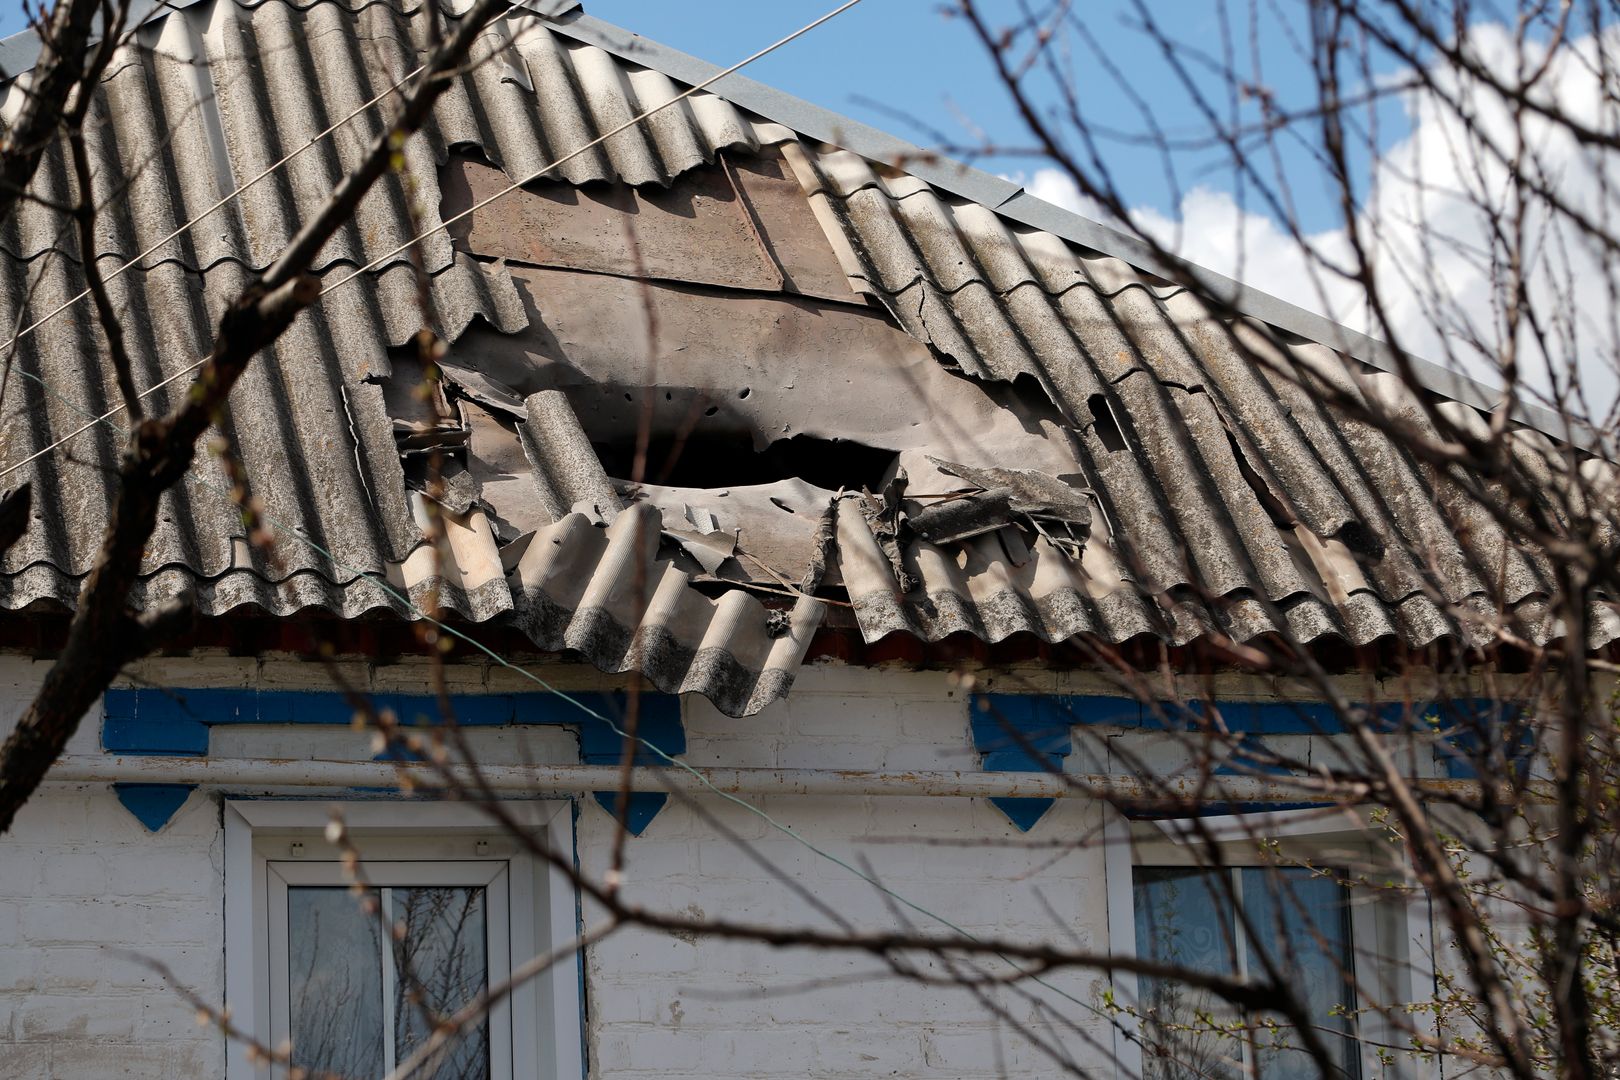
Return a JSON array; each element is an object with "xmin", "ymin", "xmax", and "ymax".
[
  {"xmin": 268, "ymin": 859, "xmax": 513, "ymax": 1077},
  {"xmin": 225, "ymin": 800, "xmax": 583, "ymax": 1080},
  {"xmin": 1103, "ymin": 806, "xmax": 1436, "ymax": 1080}
]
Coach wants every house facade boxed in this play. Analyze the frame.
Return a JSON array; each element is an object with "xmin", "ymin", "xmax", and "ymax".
[{"xmin": 0, "ymin": 1, "xmax": 1598, "ymax": 1077}]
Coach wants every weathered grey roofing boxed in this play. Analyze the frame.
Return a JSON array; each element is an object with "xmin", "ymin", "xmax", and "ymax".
[
  {"xmin": 784, "ymin": 146, "xmax": 1617, "ymax": 651},
  {"xmin": 544, "ymin": 9, "xmax": 1587, "ymax": 442},
  {"xmin": 0, "ymin": 0, "xmax": 1611, "ymax": 719},
  {"xmin": 0, "ymin": 0, "xmax": 817, "ymax": 714}
]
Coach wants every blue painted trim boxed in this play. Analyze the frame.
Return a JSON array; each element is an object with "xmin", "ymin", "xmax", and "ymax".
[
  {"xmin": 113, "ymin": 783, "xmax": 195, "ymax": 832},
  {"xmin": 101, "ymin": 689, "xmax": 207, "ymax": 755},
  {"xmin": 976, "ymin": 694, "xmax": 1140, "ymax": 740},
  {"xmin": 573, "ymin": 700, "xmax": 682, "ymax": 836},
  {"xmin": 989, "ymin": 797, "xmax": 1056, "ymax": 833},
  {"xmin": 976, "ymin": 693, "xmax": 1531, "ymax": 820},
  {"xmin": 1427, "ymin": 699, "xmax": 1533, "ymax": 780},
  {"xmin": 590, "ymin": 792, "xmax": 667, "ymax": 837},
  {"xmin": 104, "ymin": 687, "xmax": 683, "ymax": 741},
  {"xmin": 1187, "ymin": 700, "xmax": 1339, "ymax": 735},
  {"xmin": 970, "ymin": 695, "xmax": 1088, "ymax": 831},
  {"xmin": 101, "ymin": 688, "xmax": 686, "ymax": 832}
]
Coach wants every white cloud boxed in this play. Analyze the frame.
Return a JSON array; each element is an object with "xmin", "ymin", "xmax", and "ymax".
[{"xmin": 1016, "ymin": 24, "xmax": 1620, "ymax": 418}]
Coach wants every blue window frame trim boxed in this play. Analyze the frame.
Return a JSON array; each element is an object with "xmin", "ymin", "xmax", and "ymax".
[
  {"xmin": 972, "ymin": 693, "xmax": 1530, "ymax": 828},
  {"xmin": 102, "ymin": 688, "xmax": 684, "ymax": 835}
]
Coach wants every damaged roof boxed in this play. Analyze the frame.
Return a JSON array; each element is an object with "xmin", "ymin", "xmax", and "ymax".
[{"xmin": 0, "ymin": 0, "xmax": 1612, "ymax": 716}]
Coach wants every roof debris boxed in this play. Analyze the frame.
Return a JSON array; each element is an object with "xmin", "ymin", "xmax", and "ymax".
[
  {"xmin": 0, "ymin": 0, "xmax": 1612, "ymax": 721},
  {"xmin": 915, "ymin": 459, "xmax": 1092, "ymax": 559},
  {"xmin": 859, "ymin": 472, "xmax": 914, "ymax": 595}
]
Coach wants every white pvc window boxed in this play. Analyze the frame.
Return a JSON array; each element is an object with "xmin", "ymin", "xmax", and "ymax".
[
  {"xmin": 226, "ymin": 801, "xmax": 583, "ymax": 1080},
  {"xmin": 1131, "ymin": 864, "xmax": 1360, "ymax": 1080},
  {"xmin": 268, "ymin": 861, "xmax": 511, "ymax": 1079},
  {"xmin": 1104, "ymin": 808, "xmax": 1436, "ymax": 1080}
]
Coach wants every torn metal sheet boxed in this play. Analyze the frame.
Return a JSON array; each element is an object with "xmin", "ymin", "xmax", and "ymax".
[
  {"xmin": 451, "ymin": 263, "xmax": 1084, "ymax": 481},
  {"xmin": 621, "ymin": 477, "xmax": 835, "ymax": 580},
  {"xmin": 663, "ymin": 526, "xmax": 737, "ymax": 575},
  {"xmin": 439, "ymin": 356, "xmax": 528, "ymax": 418}
]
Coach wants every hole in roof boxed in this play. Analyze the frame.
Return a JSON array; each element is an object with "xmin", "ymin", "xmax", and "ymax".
[
  {"xmin": 1088, "ymin": 393, "xmax": 1127, "ymax": 452},
  {"xmin": 591, "ymin": 429, "xmax": 897, "ymax": 491},
  {"xmin": 1335, "ymin": 520, "xmax": 1386, "ymax": 560}
]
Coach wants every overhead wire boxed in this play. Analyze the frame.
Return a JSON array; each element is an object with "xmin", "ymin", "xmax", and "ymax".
[
  {"xmin": 0, "ymin": 54, "xmax": 442, "ymax": 478},
  {"xmin": 0, "ymin": 0, "xmax": 865, "ymax": 480},
  {"xmin": 0, "ymin": 51, "xmax": 432, "ymax": 365},
  {"xmin": 0, "ymin": 0, "xmax": 1119, "ymax": 1030}
]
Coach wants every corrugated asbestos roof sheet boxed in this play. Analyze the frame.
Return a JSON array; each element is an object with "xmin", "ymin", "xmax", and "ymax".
[
  {"xmin": 0, "ymin": 0, "xmax": 1612, "ymax": 717},
  {"xmin": 783, "ymin": 146, "xmax": 1620, "ymax": 652},
  {"xmin": 0, "ymin": 0, "xmax": 816, "ymax": 715}
]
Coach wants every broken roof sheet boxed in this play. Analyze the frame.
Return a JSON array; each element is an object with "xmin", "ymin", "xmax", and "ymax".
[{"xmin": 0, "ymin": 0, "xmax": 1612, "ymax": 718}]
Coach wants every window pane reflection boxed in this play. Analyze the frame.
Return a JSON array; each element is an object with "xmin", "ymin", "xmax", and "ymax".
[
  {"xmin": 392, "ymin": 886, "xmax": 490, "ymax": 1080},
  {"xmin": 1242, "ymin": 868, "xmax": 1359, "ymax": 1080},
  {"xmin": 1133, "ymin": 867, "xmax": 1243, "ymax": 1080},
  {"xmin": 287, "ymin": 884, "xmax": 491, "ymax": 1079},
  {"xmin": 289, "ymin": 887, "xmax": 386, "ymax": 1078},
  {"xmin": 1132, "ymin": 866, "xmax": 1360, "ymax": 1080}
]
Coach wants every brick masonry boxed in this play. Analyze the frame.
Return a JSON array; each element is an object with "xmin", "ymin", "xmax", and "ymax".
[{"xmin": 0, "ymin": 655, "xmax": 1446, "ymax": 1078}]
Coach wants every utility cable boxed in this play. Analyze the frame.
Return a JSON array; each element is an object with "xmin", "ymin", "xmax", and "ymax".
[
  {"xmin": 0, "ymin": 0, "xmax": 864, "ymax": 481},
  {"xmin": 0, "ymin": 0, "xmax": 1114, "ymax": 1026}
]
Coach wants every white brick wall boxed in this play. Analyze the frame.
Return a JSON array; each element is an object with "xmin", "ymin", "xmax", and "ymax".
[
  {"xmin": 0, "ymin": 657, "xmax": 1117, "ymax": 1078},
  {"xmin": 0, "ymin": 785, "xmax": 224, "ymax": 1078},
  {"xmin": 580, "ymin": 664, "xmax": 1110, "ymax": 1079}
]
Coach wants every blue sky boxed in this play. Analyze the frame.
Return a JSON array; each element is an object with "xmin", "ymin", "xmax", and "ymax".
[
  {"xmin": 584, "ymin": 0, "xmax": 1382, "ymax": 235},
  {"xmin": 0, "ymin": 0, "xmax": 1383, "ymax": 234}
]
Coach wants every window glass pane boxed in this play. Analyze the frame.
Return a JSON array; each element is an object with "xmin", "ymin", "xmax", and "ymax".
[
  {"xmin": 288, "ymin": 887, "xmax": 386, "ymax": 1078},
  {"xmin": 392, "ymin": 886, "xmax": 491, "ymax": 1080},
  {"xmin": 1242, "ymin": 868, "xmax": 1360, "ymax": 1080},
  {"xmin": 1133, "ymin": 867, "xmax": 1243, "ymax": 1080}
]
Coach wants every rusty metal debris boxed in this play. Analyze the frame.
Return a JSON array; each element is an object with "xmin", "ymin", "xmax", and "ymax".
[{"xmin": 908, "ymin": 489, "xmax": 1012, "ymax": 546}]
